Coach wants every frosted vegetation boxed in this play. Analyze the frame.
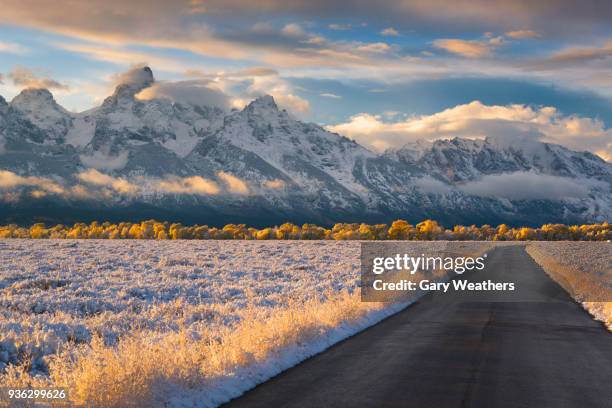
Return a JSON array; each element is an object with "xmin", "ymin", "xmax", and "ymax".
[
  {"xmin": 527, "ymin": 242, "xmax": 612, "ymax": 330},
  {"xmin": 0, "ymin": 240, "xmax": 487, "ymax": 407}
]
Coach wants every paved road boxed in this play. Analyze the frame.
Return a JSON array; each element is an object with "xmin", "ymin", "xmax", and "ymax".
[{"xmin": 224, "ymin": 245, "xmax": 612, "ymax": 408}]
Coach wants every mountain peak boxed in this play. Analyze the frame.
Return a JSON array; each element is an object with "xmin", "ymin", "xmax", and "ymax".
[
  {"xmin": 7, "ymin": 87, "xmax": 70, "ymax": 143},
  {"xmin": 247, "ymin": 94, "xmax": 278, "ymax": 112},
  {"xmin": 141, "ymin": 66, "xmax": 154, "ymax": 79},
  {"xmin": 11, "ymin": 88, "xmax": 55, "ymax": 105},
  {"xmin": 385, "ymin": 139, "xmax": 433, "ymax": 162},
  {"xmin": 10, "ymin": 88, "xmax": 66, "ymax": 115},
  {"xmin": 105, "ymin": 66, "xmax": 155, "ymax": 106}
]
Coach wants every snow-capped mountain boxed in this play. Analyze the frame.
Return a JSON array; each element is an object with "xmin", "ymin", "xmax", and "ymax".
[
  {"xmin": 387, "ymin": 137, "xmax": 611, "ymax": 183},
  {"xmin": 188, "ymin": 95, "xmax": 378, "ymax": 213},
  {"xmin": 10, "ymin": 88, "xmax": 72, "ymax": 144},
  {"xmin": 88, "ymin": 67, "xmax": 225, "ymax": 159},
  {"xmin": 0, "ymin": 66, "xmax": 610, "ymax": 226}
]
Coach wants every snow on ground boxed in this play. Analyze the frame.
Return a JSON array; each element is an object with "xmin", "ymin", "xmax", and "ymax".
[
  {"xmin": 0, "ymin": 240, "xmax": 488, "ymax": 406},
  {"xmin": 526, "ymin": 242, "xmax": 612, "ymax": 330},
  {"xmin": 0, "ymin": 241, "xmax": 356, "ymax": 370}
]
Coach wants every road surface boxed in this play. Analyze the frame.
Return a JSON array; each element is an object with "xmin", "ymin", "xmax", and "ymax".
[{"xmin": 225, "ymin": 245, "xmax": 612, "ymax": 408}]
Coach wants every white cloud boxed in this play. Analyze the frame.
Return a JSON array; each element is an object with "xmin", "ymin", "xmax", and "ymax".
[
  {"xmin": 274, "ymin": 94, "xmax": 310, "ymax": 115},
  {"xmin": 0, "ymin": 170, "xmax": 65, "ymax": 194},
  {"xmin": 185, "ymin": 66, "xmax": 310, "ymax": 115},
  {"xmin": 0, "ymin": 169, "xmax": 257, "ymax": 201},
  {"xmin": 281, "ymin": 23, "xmax": 306, "ymax": 38},
  {"xmin": 327, "ymin": 101, "xmax": 612, "ymax": 160},
  {"xmin": 77, "ymin": 169, "xmax": 138, "ymax": 195},
  {"xmin": 217, "ymin": 171, "xmax": 249, "ymax": 194},
  {"xmin": 433, "ymin": 39, "xmax": 491, "ymax": 57},
  {"xmin": 320, "ymin": 92, "xmax": 341, "ymax": 99},
  {"xmin": 433, "ymin": 37, "xmax": 505, "ymax": 58},
  {"xmin": 458, "ymin": 171, "xmax": 606, "ymax": 200},
  {"xmin": 414, "ymin": 176, "xmax": 452, "ymax": 195},
  {"xmin": 527, "ymin": 42, "xmax": 612, "ymax": 69},
  {"xmin": 237, "ymin": 74, "xmax": 310, "ymax": 115},
  {"xmin": 77, "ymin": 170, "xmax": 222, "ymax": 197},
  {"xmin": 505, "ymin": 30, "xmax": 541, "ymax": 39},
  {"xmin": 380, "ymin": 27, "xmax": 399, "ymax": 37},
  {"xmin": 8, "ymin": 66, "xmax": 68, "ymax": 90},
  {"xmin": 136, "ymin": 80, "xmax": 230, "ymax": 109},
  {"xmin": 77, "ymin": 169, "xmax": 225, "ymax": 197},
  {"xmin": 216, "ymin": 67, "xmax": 279, "ymax": 77},
  {"xmin": 263, "ymin": 179, "xmax": 286, "ymax": 189},
  {"xmin": 488, "ymin": 36, "xmax": 506, "ymax": 46},
  {"xmin": 55, "ymin": 42, "xmax": 196, "ymax": 74},
  {"xmin": 329, "ymin": 23, "xmax": 351, "ymax": 31},
  {"xmin": 151, "ymin": 176, "xmax": 220, "ymax": 195},
  {"xmin": 0, "ymin": 41, "xmax": 28, "ymax": 55},
  {"xmin": 355, "ymin": 42, "xmax": 392, "ymax": 54},
  {"xmin": 250, "ymin": 22, "xmax": 274, "ymax": 34},
  {"xmin": 110, "ymin": 64, "xmax": 154, "ymax": 89}
]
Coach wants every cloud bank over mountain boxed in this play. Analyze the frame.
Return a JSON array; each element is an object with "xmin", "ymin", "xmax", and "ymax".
[
  {"xmin": 457, "ymin": 171, "xmax": 605, "ymax": 200},
  {"xmin": 329, "ymin": 101, "xmax": 612, "ymax": 161},
  {"xmin": 8, "ymin": 66, "xmax": 68, "ymax": 90}
]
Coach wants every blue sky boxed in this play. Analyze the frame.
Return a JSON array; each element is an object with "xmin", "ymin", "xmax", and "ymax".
[{"xmin": 0, "ymin": 0, "xmax": 611, "ymax": 159}]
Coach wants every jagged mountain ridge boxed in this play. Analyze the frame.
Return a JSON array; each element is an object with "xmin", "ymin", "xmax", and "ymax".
[
  {"xmin": 0, "ymin": 66, "xmax": 610, "ymax": 226},
  {"xmin": 387, "ymin": 137, "xmax": 610, "ymax": 183},
  {"xmin": 10, "ymin": 88, "xmax": 72, "ymax": 144}
]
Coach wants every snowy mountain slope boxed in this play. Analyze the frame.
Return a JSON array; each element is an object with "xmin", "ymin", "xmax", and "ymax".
[
  {"xmin": 10, "ymin": 88, "xmax": 72, "ymax": 144},
  {"xmin": 387, "ymin": 137, "xmax": 611, "ymax": 183},
  {"xmin": 1, "ymin": 94, "xmax": 51, "ymax": 146},
  {"xmin": 90, "ymin": 71, "xmax": 225, "ymax": 158},
  {"xmin": 0, "ymin": 66, "xmax": 610, "ymax": 225},
  {"xmin": 74, "ymin": 67, "xmax": 226, "ymax": 175},
  {"xmin": 0, "ymin": 94, "xmax": 82, "ymax": 177},
  {"xmin": 187, "ymin": 96, "xmax": 377, "ymax": 212},
  {"xmin": 213, "ymin": 95, "xmax": 372, "ymax": 192},
  {"xmin": 384, "ymin": 137, "xmax": 612, "ymax": 225}
]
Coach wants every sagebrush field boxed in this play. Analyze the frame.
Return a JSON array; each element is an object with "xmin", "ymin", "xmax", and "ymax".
[
  {"xmin": 1, "ymin": 240, "xmax": 475, "ymax": 407},
  {"xmin": 527, "ymin": 242, "xmax": 612, "ymax": 330}
]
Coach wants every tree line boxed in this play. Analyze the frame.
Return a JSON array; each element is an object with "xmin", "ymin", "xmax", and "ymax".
[{"xmin": 0, "ymin": 220, "xmax": 610, "ymax": 240}]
